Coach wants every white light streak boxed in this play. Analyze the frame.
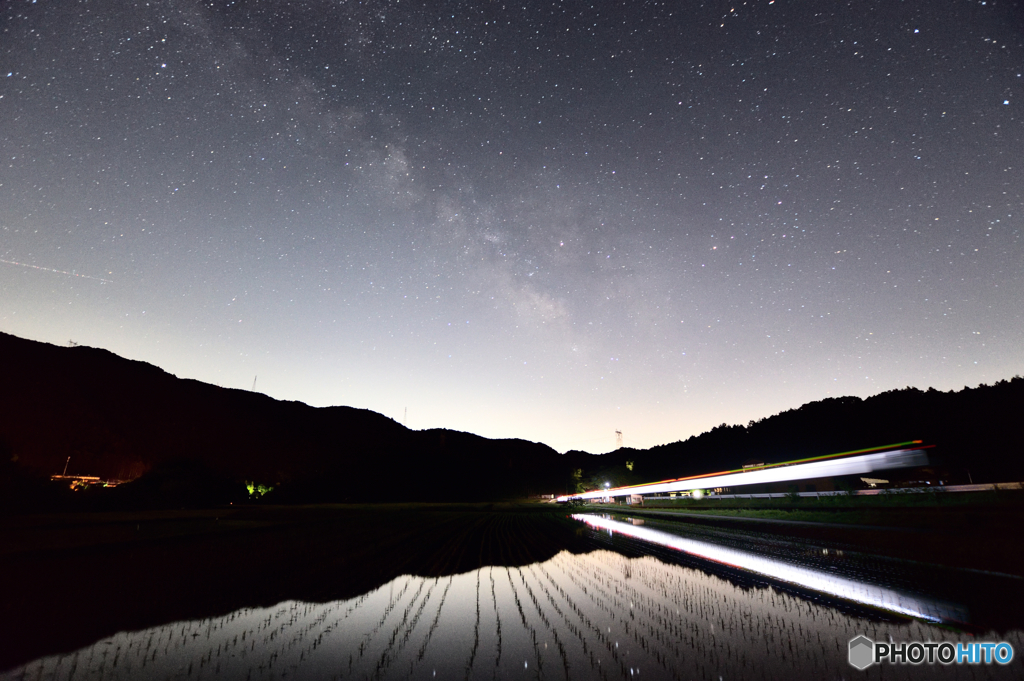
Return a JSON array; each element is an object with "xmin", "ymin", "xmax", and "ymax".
[
  {"xmin": 0, "ymin": 258, "xmax": 113, "ymax": 283},
  {"xmin": 573, "ymin": 514, "xmax": 965, "ymax": 624},
  {"xmin": 558, "ymin": 448, "xmax": 929, "ymax": 501}
]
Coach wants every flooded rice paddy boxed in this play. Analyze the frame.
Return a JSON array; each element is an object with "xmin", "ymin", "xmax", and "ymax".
[{"xmin": 4, "ymin": 512, "xmax": 1022, "ymax": 680}]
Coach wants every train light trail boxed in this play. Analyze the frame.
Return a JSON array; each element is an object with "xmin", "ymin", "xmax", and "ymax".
[{"xmin": 557, "ymin": 444, "xmax": 930, "ymax": 502}]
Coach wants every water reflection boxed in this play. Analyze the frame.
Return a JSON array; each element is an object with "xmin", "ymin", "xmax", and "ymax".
[
  {"xmin": 7, "ymin": 548, "xmax": 1022, "ymax": 680},
  {"xmin": 574, "ymin": 513, "xmax": 965, "ymax": 624}
]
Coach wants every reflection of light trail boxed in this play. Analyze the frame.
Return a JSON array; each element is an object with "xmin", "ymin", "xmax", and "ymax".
[
  {"xmin": 558, "ymin": 445, "xmax": 930, "ymax": 501},
  {"xmin": 0, "ymin": 258, "xmax": 113, "ymax": 283},
  {"xmin": 573, "ymin": 513, "xmax": 966, "ymax": 624}
]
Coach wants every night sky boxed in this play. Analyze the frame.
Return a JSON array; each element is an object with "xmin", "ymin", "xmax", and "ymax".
[{"xmin": 2, "ymin": 1, "xmax": 1022, "ymax": 453}]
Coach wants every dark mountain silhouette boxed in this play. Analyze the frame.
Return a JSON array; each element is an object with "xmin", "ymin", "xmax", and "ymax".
[
  {"xmin": 1, "ymin": 331, "xmax": 1021, "ymax": 506},
  {"xmin": 565, "ymin": 378, "xmax": 1024, "ymax": 488},
  {"xmin": 0, "ymin": 332, "xmax": 564, "ymax": 503}
]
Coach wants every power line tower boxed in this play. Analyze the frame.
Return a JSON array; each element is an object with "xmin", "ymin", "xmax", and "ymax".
[{"xmin": 615, "ymin": 430, "xmax": 623, "ymax": 449}]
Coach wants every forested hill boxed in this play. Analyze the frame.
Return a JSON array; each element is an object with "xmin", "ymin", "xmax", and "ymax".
[
  {"xmin": 564, "ymin": 377, "xmax": 1024, "ymax": 489},
  {"xmin": 2, "ymin": 331, "xmax": 1021, "ymax": 506},
  {"xmin": 0, "ymin": 332, "xmax": 564, "ymax": 502}
]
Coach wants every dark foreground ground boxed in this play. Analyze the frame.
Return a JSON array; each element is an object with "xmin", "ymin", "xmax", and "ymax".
[{"xmin": 2, "ymin": 498, "xmax": 1023, "ymax": 673}]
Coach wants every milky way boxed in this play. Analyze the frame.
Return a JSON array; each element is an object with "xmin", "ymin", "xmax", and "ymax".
[{"xmin": 1, "ymin": 0, "xmax": 1021, "ymax": 452}]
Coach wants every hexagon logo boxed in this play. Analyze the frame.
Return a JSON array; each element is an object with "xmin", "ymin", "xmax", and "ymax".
[{"xmin": 849, "ymin": 635, "xmax": 875, "ymax": 670}]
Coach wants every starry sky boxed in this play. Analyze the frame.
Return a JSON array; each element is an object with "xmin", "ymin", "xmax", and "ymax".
[{"xmin": 2, "ymin": 0, "xmax": 1022, "ymax": 453}]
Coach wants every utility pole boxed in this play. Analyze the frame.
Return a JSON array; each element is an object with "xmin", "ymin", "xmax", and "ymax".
[
  {"xmin": 615, "ymin": 430, "xmax": 623, "ymax": 449},
  {"xmin": 251, "ymin": 375, "xmax": 257, "ymax": 391}
]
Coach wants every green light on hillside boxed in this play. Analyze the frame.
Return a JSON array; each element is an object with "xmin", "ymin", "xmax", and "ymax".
[{"xmin": 246, "ymin": 481, "xmax": 274, "ymax": 497}]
